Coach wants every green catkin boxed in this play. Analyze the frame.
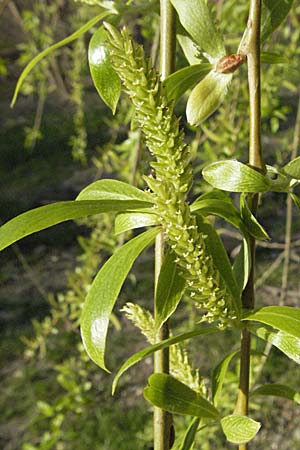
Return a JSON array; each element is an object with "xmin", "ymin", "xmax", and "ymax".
[{"xmin": 105, "ymin": 24, "xmax": 236, "ymax": 326}]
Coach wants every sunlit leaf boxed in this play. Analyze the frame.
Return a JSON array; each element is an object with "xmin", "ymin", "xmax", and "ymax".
[
  {"xmin": 221, "ymin": 415, "xmax": 261, "ymax": 444},
  {"xmin": 261, "ymin": 0, "xmax": 294, "ymax": 42},
  {"xmin": 80, "ymin": 228, "xmax": 159, "ymax": 371},
  {"xmin": 232, "ymin": 238, "xmax": 251, "ymax": 293},
  {"xmin": 112, "ymin": 326, "xmax": 220, "ymax": 394},
  {"xmin": 187, "ymin": 71, "xmax": 232, "ymax": 125},
  {"xmin": 240, "ymin": 194, "xmax": 269, "ymax": 240},
  {"xmin": 251, "ymin": 383, "xmax": 300, "ymax": 404},
  {"xmin": 144, "ymin": 373, "xmax": 220, "ymax": 419},
  {"xmin": 11, "ymin": 11, "xmax": 114, "ymax": 107},
  {"xmin": 89, "ymin": 26, "xmax": 121, "ymax": 113},
  {"xmin": 282, "ymin": 156, "xmax": 300, "ymax": 180},
  {"xmin": 266, "ymin": 165, "xmax": 291, "ymax": 192},
  {"xmin": 177, "ymin": 33, "xmax": 202, "ymax": 65},
  {"xmin": 203, "ymin": 160, "xmax": 270, "ymax": 192},
  {"xmin": 212, "ymin": 350, "xmax": 239, "ymax": 405},
  {"xmin": 114, "ymin": 211, "xmax": 158, "ymax": 234},
  {"xmin": 253, "ymin": 326, "xmax": 300, "ymax": 364}
]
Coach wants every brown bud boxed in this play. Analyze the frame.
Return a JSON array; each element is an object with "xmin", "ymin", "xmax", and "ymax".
[{"xmin": 215, "ymin": 54, "xmax": 247, "ymax": 74}]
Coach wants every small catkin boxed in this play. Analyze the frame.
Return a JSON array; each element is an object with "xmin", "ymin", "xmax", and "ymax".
[{"xmin": 105, "ymin": 24, "xmax": 236, "ymax": 326}]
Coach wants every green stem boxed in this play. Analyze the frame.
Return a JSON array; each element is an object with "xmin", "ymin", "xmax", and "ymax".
[
  {"xmin": 153, "ymin": 2, "xmax": 176, "ymax": 449},
  {"xmin": 235, "ymin": 2, "xmax": 263, "ymax": 449}
]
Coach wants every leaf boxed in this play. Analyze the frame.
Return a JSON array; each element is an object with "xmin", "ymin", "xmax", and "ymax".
[
  {"xmin": 0, "ymin": 200, "xmax": 150, "ymax": 252},
  {"xmin": 240, "ymin": 194, "xmax": 270, "ymax": 240},
  {"xmin": 155, "ymin": 248, "xmax": 186, "ymax": 329},
  {"xmin": 177, "ymin": 33, "xmax": 202, "ymax": 65},
  {"xmin": 89, "ymin": 26, "xmax": 121, "ymax": 113},
  {"xmin": 266, "ymin": 165, "xmax": 291, "ymax": 192},
  {"xmin": 243, "ymin": 306, "xmax": 300, "ymax": 339},
  {"xmin": 144, "ymin": 373, "xmax": 220, "ymax": 419},
  {"xmin": 290, "ymin": 192, "xmax": 300, "ymax": 211},
  {"xmin": 163, "ymin": 63, "xmax": 212, "ymax": 102},
  {"xmin": 212, "ymin": 350, "xmax": 240, "ymax": 405},
  {"xmin": 11, "ymin": 11, "xmax": 114, "ymax": 107},
  {"xmin": 187, "ymin": 71, "xmax": 232, "ymax": 125},
  {"xmin": 170, "ymin": 0, "xmax": 225, "ymax": 60},
  {"xmin": 282, "ymin": 156, "xmax": 300, "ymax": 180},
  {"xmin": 178, "ymin": 417, "xmax": 200, "ymax": 450},
  {"xmin": 221, "ymin": 415, "xmax": 261, "ymax": 444},
  {"xmin": 112, "ymin": 326, "xmax": 219, "ymax": 394},
  {"xmin": 251, "ymin": 383, "xmax": 300, "ymax": 404},
  {"xmin": 80, "ymin": 227, "xmax": 158, "ymax": 372},
  {"xmin": 261, "ymin": 0, "xmax": 294, "ymax": 42},
  {"xmin": 114, "ymin": 211, "xmax": 158, "ymax": 234},
  {"xmin": 261, "ymin": 51, "xmax": 288, "ymax": 64},
  {"xmin": 253, "ymin": 326, "xmax": 300, "ymax": 364},
  {"xmin": 77, "ymin": 178, "xmax": 154, "ymax": 203},
  {"xmin": 232, "ymin": 238, "xmax": 251, "ymax": 293},
  {"xmin": 196, "ymin": 216, "xmax": 241, "ymax": 318},
  {"xmin": 203, "ymin": 160, "xmax": 271, "ymax": 192}
]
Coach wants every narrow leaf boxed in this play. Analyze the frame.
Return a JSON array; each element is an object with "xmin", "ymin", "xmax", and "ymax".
[
  {"xmin": 178, "ymin": 417, "xmax": 200, "ymax": 450},
  {"xmin": 212, "ymin": 350, "xmax": 239, "ymax": 404},
  {"xmin": 203, "ymin": 160, "xmax": 271, "ymax": 192},
  {"xmin": 283, "ymin": 156, "xmax": 300, "ymax": 180},
  {"xmin": 253, "ymin": 326, "xmax": 300, "ymax": 364},
  {"xmin": 155, "ymin": 249, "xmax": 186, "ymax": 329},
  {"xmin": 0, "ymin": 200, "xmax": 149, "ymax": 252},
  {"xmin": 243, "ymin": 306, "xmax": 300, "ymax": 339},
  {"xmin": 266, "ymin": 165, "xmax": 291, "ymax": 192},
  {"xmin": 89, "ymin": 26, "xmax": 121, "ymax": 113},
  {"xmin": 240, "ymin": 194, "xmax": 270, "ymax": 240},
  {"xmin": 163, "ymin": 63, "xmax": 212, "ymax": 102},
  {"xmin": 290, "ymin": 192, "xmax": 300, "ymax": 211},
  {"xmin": 251, "ymin": 383, "xmax": 300, "ymax": 404},
  {"xmin": 221, "ymin": 415, "xmax": 261, "ymax": 444},
  {"xmin": 170, "ymin": 0, "xmax": 225, "ymax": 59},
  {"xmin": 261, "ymin": 0, "xmax": 294, "ymax": 42},
  {"xmin": 187, "ymin": 71, "xmax": 232, "ymax": 125},
  {"xmin": 144, "ymin": 373, "xmax": 220, "ymax": 419},
  {"xmin": 112, "ymin": 326, "xmax": 219, "ymax": 394},
  {"xmin": 177, "ymin": 33, "xmax": 203, "ymax": 65},
  {"xmin": 261, "ymin": 51, "xmax": 288, "ymax": 64},
  {"xmin": 77, "ymin": 179, "xmax": 153, "ymax": 203},
  {"xmin": 11, "ymin": 11, "xmax": 113, "ymax": 107},
  {"xmin": 114, "ymin": 211, "xmax": 158, "ymax": 234},
  {"xmin": 80, "ymin": 228, "xmax": 158, "ymax": 371},
  {"xmin": 233, "ymin": 238, "xmax": 251, "ymax": 293}
]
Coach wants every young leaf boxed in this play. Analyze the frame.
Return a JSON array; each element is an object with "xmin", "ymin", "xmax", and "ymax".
[
  {"xmin": 163, "ymin": 63, "xmax": 212, "ymax": 102},
  {"xmin": 177, "ymin": 33, "xmax": 203, "ymax": 65},
  {"xmin": 290, "ymin": 192, "xmax": 300, "ymax": 211},
  {"xmin": 251, "ymin": 384, "xmax": 300, "ymax": 404},
  {"xmin": 0, "ymin": 200, "xmax": 149, "ymax": 252},
  {"xmin": 266, "ymin": 165, "xmax": 291, "ymax": 192},
  {"xmin": 203, "ymin": 160, "xmax": 270, "ymax": 192},
  {"xmin": 144, "ymin": 373, "xmax": 220, "ymax": 419},
  {"xmin": 243, "ymin": 306, "xmax": 300, "ymax": 339},
  {"xmin": 178, "ymin": 417, "xmax": 201, "ymax": 450},
  {"xmin": 221, "ymin": 415, "xmax": 261, "ymax": 444},
  {"xmin": 261, "ymin": 0, "xmax": 294, "ymax": 42},
  {"xmin": 89, "ymin": 26, "xmax": 121, "ymax": 113},
  {"xmin": 170, "ymin": 0, "xmax": 226, "ymax": 60},
  {"xmin": 112, "ymin": 326, "xmax": 220, "ymax": 394},
  {"xmin": 240, "ymin": 194, "xmax": 270, "ymax": 240},
  {"xmin": 253, "ymin": 326, "xmax": 300, "ymax": 365},
  {"xmin": 11, "ymin": 11, "xmax": 114, "ymax": 107},
  {"xmin": 76, "ymin": 178, "xmax": 154, "ymax": 203},
  {"xmin": 187, "ymin": 71, "xmax": 232, "ymax": 125},
  {"xmin": 282, "ymin": 156, "xmax": 300, "ymax": 180},
  {"xmin": 232, "ymin": 238, "xmax": 251, "ymax": 294},
  {"xmin": 80, "ymin": 227, "xmax": 159, "ymax": 372},
  {"xmin": 196, "ymin": 216, "xmax": 241, "ymax": 318},
  {"xmin": 212, "ymin": 350, "xmax": 240, "ymax": 405},
  {"xmin": 155, "ymin": 248, "xmax": 186, "ymax": 329},
  {"xmin": 114, "ymin": 211, "xmax": 158, "ymax": 234}
]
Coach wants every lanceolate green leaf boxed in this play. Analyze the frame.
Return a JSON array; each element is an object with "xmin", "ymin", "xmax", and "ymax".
[
  {"xmin": 187, "ymin": 71, "xmax": 232, "ymax": 125},
  {"xmin": 282, "ymin": 156, "xmax": 300, "ymax": 180},
  {"xmin": 261, "ymin": 0, "xmax": 294, "ymax": 42},
  {"xmin": 196, "ymin": 216, "xmax": 241, "ymax": 318},
  {"xmin": 251, "ymin": 384, "xmax": 300, "ymax": 404},
  {"xmin": 80, "ymin": 227, "xmax": 158, "ymax": 372},
  {"xmin": 77, "ymin": 178, "xmax": 154, "ymax": 203},
  {"xmin": 155, "ymin": 249, "xmax": 186, "ymax": 329},
  {"xmin": 11, "ymin": 11, "xmax": 114, "ymax": 107},
  {"xmin": 253, "ymin": 326, "xmax": 300, "ymax": 365},
  {"xmin": 89, "ymin": 26, "xmax": 121, "ymax": 113},
  {"xmin": 177, "ymin": 33, "xmax": 202, "ymax": 65},
  {"xmin": 178, "ymin": 417, "xmax": 201, "ymax": 450},
  {"xmin": 114, "ymin": 211, "xmax": 158, "ymax": 234},
  {"xmin": 233, "ymin": 238, "xmax": 251, "ymax": 294},
  {"xmin": 163, "ymin": 63, "xmax": 212, "ymax": 102},
  {"xmin": 290, "ymin": 193, "xmax": 300, "ymax": 211},
  {"xmin": 144, "ymin": 373, "xmax": 220, "ymax": 419},
  {"xmin": 203, "ymin": 160, "xmax": 271, "ymax": 192},
  {"xmin": 212, "ymin": 350, "xmax": 240, "ymax": 405},
  {"xmin": 221, "ymin": 415, "xmax": 261, "ymax": 444},
  {"xmin": 240, "ymin": 194, "xmax": 270, "ymax": 240},
  {"xmin": 112, "ymin": 326, "xmax": 219, "ymax": 394},
  {"xmin": 243, "ymin": 306, "xmax": 300, "ymax": 339},
  {"xmin": 170, "ymin": 0, "xmax": 225, "ymax": 60},
  {"xmin": 0, "ymin": 200, "xmax": 150, "ymax": 252}
]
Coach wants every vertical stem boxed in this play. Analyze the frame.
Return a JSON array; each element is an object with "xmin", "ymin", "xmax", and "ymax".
[
  {"xmin": 153, "ymin": 2, "xmax": 176, "ymax": 450},
  {"xmin": 235, "ymin": 2, "xmax": 263, "ymax": 449}
]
